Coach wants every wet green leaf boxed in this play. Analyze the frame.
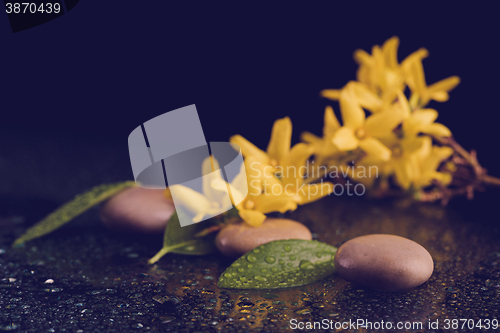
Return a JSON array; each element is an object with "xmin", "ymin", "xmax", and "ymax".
[
  {"xmin": 13, "ymin": 181, "xmax": 136, "ymax": 246},
  {"xmin": 148, "ymin": 207, "xmax": 217, "ymax": 264},
  {"xmin": 218, "ymin": 239, "xmax": 337, "ymax": 289}
]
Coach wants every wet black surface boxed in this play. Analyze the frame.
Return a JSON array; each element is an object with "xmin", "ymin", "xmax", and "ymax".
[{"xmin": 1, "ymin": 130, "xmax": 499, "ymax": 332}]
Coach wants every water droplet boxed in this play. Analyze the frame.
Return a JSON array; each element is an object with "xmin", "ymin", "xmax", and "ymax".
[
  {"xmin": 237, "ymin": 301, "xmax": 255, "ymax": 308},
  {"xmin": 224, "ymin": 272, "xmax": 232, "ymax": 278},
  {"xmin": 284, "ymin": 245, "xmax": 292, "ymax": 252},
  {"xmin": 247, "ymin": 255, "xmax": 257, "ymax": 263},
  {"xmin": 261, "ymin": 269, "xmax": 267, "ymax": 273},
  {"xmin": 279, "ymin": 259, "xmax": 285, "ymax": 265},
  {"xmin": 247, "ymin": 264, "xmax": 253, "ymax": 268},
  {"xmin": 294, "ymin": 308, "xmax": 312, "ymax": 315},
  {"xmin": 265, "ymin": 256, "xmax": 276, "ymax": 264},
  {"xmin": 238, "ymin": 268, "xmax": 244, "ymax": 272},
  {"xmin": 261, "ymin": 293, "xmax": 279, "ymax": 299},
  {"xmin": 160, "ymin": 316, "xmax": 175, "ymax": 324},
  {"xmin": 299, "ymin": 260, "xmax": 315, "ymax": 270},
  {"xmin": 253, "ymin": 249, "xmax": 260, "ymax": 254},
  {"xmin": 289, "ymin": 255, "xmax": 296, "ymax": 260},
  {"xmin": 254, "ymin": 275, "xmax": 267, "ymax": 282}
]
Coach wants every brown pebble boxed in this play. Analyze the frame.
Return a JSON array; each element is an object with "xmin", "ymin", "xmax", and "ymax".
[
  {"xmin": 100, "ymin": 187, "xmax": 174, "ymax": 234},
  {"xmin": 215, "ymin": 218, "xmax": 312, "ymax": 257},
  {"xmin": 334, "ymin": 234, "xmax": 434, "ymax": 291}
]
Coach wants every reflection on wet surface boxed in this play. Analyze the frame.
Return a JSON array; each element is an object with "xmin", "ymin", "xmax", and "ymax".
[{"xmin": 1, "ymin": 195, "xmax": 499, "ymax": 331}]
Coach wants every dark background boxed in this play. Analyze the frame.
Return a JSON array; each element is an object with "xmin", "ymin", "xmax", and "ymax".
[{"xmin": 1, "ymin": 2, "xmax": 499, "ymax": 212}]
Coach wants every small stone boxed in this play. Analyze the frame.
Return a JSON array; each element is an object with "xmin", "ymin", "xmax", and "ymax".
[
  {"xmin": 215, "ymin": 218, "xmax": 312, "ymax": 257},
  {"xmin": 334, "ymin": 234, "xmax": 434, "ymax": 291},
  {"xmin": 100, "ymin": 187, "xmax": 174, "ymax": 234}
]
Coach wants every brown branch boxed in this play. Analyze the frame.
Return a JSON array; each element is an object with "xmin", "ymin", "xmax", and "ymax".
[{"xmin": 416, "ymin": 136, "xmax": 500, "ymax": 204}]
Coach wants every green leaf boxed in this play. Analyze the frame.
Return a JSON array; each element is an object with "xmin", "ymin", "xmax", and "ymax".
[
  {"xmin": 218, "ymin": 239, "xmax": 337, "ymax": 289},
  {"xmin": 148, "ymin": 207, "xmax": 217, "ymax": 264},
  {"xmin": 12, "ymin": 181, "xmax": 137, "ymax": 246}
]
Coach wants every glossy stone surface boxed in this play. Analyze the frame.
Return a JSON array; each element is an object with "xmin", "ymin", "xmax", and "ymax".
[
  {"xmin": 334, "ymin": 234, "xmax": 434, "ymax": 291},
  {"xmin": 215, "ymin": 218, "xmax": 312, "ymax": 257},
  {"xmin": 100, "ymin": 187, "xmax": 174, "ymax": 234}
]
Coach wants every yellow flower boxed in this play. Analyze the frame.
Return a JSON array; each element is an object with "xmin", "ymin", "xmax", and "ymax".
[
  {"xmin": 366, "ymin": 135, "xmax": 452, "ymax": 190},
  {"xmin": 412, "ymin": 137, "xmax": 454, "ymax": 188},
  {"xmin": 401, "ymin": 48, "xmax": 460, "ymax": 107},
  {"xmin": 403, "ymin": 108, "xmax": 451, "ymax": 138},
  {"xmin": 165, "ymin": 156, "xmax": 237, "ymax": 223},
  {"xmin": 321, "ymin": 36, "xmax": 460, "ymax": 110},
  {"xmin": 230, "ymin": 117, "xmax": 334, "ymax": 227},
  {"xmin": 322, "ymin": 37, "xmax": 404, "ymax": 110},
  {"xmin": 330, "ymin": 82, "xmax": 403, "ymax": 161},
  {"xmin": 395, "ymin": 90, "xmax": 452, "ymax": 138},
  {"xmin": 228, "ymin": 156, "xmax": 297, "ymax": 227},
  {"xmin": 230, "ymin": 117, "xmax": 292, "ymax": 169},
  {"xmin": 301, "ymin": 105, "xmax": 342, "ymax": 166}
]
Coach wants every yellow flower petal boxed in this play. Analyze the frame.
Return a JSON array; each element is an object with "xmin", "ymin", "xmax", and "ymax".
[
  {"xmin": 281, "ymin": 143, "xmax": 314, "ymax": 188},
  {"xmin": 402, "ymin": 48, "xmax": 428, "ymax": 93},
  {"xmin": 359, "ymin": 137, "xmax": 392, "ymax": 161},
  {"xmin": 169, "ymin": 184, "xmax": 211, "ymax": 217},
  {"xmin": 339, "ymin": 84, "xmax": 366, "ymax": 129},
  {"xmin": 230, "ymin": 135, "xmax": 269, "ymax": 163},
  {"xmin": 422, "ymin": 146, "xmax": 453, "ymax": 173},
  {"xmin": 427, "ymin": 76, "xmax": 460, "ymax": 95},
  {"xmin": 392, "ymin": 158, "xmax": 414, "ymax": 190},
  {"xmin": 428, "ymin": 90, "xmax": 449, "ymax": 102},
  {"xmin": 253, "ymin": 194, "xmax": 297, "ymax": 214},
  {"xmin": 239, "ymin": 209, "xmax": 267, "ymax": 227},
  {"xmin": 364, "ymin": 110, "xmax": 403, "ymax": 138},
  {"xmin": 350, "ymin": 82, "xmax": 382, "ymax": 113},
  {"xmin": 301, "ymin": 131, "xmax": 321, "ymax": 145},
  {"xmin": 353, "ymin": 49, "xmax": 373, "ymax": 66},
  {"xmin": 412, "ymin": 109, "xmax": 438, "ymax": 124},
  {"xmin": 332, "ymin": 127, "xmax": 359, "ymax": 151},
  {"xmin": 372, "ymin": 45, "xmax": 386, "ymax": 90},
  {"xmin": 267, "ymin": 117, "xmax": 292, "ymax": 164},
  {"xmin": 320, "ymin": 89, "xmax": 341, "ymax": 100},
  {"xmin": 243, "ymin": 157, "xmax": 281, "ymax": 196},
  {"xmin": 323, "ymin": 106, "xmax": 341, "ymax": 136},
  {"xmin": 202, "ymin": 156, "xmax": 225, "ymax": 203},
  {"xmin": 421, "ymin": 123, "xmax": 452, "ymax": 137},
  {"xmin": 409, "ymin": 59, "xmax": 427, "ymax": 96},
  {"xmin": 401, "ymin": 48, "xmax": 429, "ymax": 70},
  {"xmin": 356, "ymin": 65, "xmax": 371, "ymax": 86},
  {"xmin": 395, "ymin": 90, "xmax": 411, "ymax": 118},
  {"xmin": 403, "ymin": 109, "xmax": 438, "ymax": 136},
  {"xmin": 382, "ymin": 36, "xmax": 399, "ymax": 70},
  {"xmin": 401, "ymin": 137, "xmax": 424, "ymax": 155}
]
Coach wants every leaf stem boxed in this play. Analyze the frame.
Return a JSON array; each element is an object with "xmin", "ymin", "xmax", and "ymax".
[{"xmin": 148, "ymin": 240, "xmax": 196, "ymax": 264}]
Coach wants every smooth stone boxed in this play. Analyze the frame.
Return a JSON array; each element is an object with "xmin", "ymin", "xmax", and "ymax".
[
  {"xmin": 100, "ymin": 187, "xmax": 175, "ymax": 234},
  {"xmin": 334, "ymin": 234, "xmax": 433, "ymax": 291},
  {"xmin": 215, "ymin": 218, "xmax": 312, "ymax": 257}
]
